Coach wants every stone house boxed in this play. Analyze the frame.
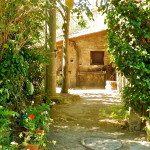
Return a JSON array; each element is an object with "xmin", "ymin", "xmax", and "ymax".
[{"xmin": 56, "ymin": 29, "xmax": 116, "ymax": 89}]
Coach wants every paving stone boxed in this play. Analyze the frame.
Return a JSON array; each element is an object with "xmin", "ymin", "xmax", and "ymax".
[{"xmin": 81, "ymin": 137, "xmax": 122, "ymax": 150}]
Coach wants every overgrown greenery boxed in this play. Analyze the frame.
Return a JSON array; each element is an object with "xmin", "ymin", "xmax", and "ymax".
[
  {"xmin": 0, "ymin": 0, "xmax": 49, "ymax": 148},
  {"xmin": 0, "ymin": 0, "xmax": 95, "ymax": 147},
  {"xmin": 99, "ymin": 104, "xmax": 129, "ymax": 120},
  {"xmin": 0, "ymin": 106, "xmax": 17, "ymax": 147},
  {"xmin": 101, "ymin": 0, "xmax": 150, "ymax": 113},
  {"xmin": 72, "ymin": 0, "xmax": 93, "ymax": 27},
  {"xmin": 0, "ymin": 0, "xmax": 46, "ymax": 107}
]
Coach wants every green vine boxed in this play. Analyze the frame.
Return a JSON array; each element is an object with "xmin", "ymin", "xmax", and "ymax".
[{"xmin": 101, "ymin": 0, "xmax": 150, "ymax": 112}]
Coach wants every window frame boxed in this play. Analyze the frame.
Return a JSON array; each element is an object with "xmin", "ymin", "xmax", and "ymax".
[{"xmin": 90, "ymin": 51, "xmax": 104, "ymax": 65}]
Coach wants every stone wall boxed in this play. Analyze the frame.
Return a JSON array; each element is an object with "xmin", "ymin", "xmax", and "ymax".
[
  {"xmin": 56, "ymin": 31, "xmax": 111, "ymax": 88},
  {"xmin": 76, "ymin": 35, "xmax": 109, "ymax": 71}
]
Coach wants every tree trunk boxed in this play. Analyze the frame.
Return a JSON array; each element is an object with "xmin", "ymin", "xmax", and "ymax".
[
  {"xmin": 61, "ymin": 7, "xmax": 70, "ymax": 93},
  {"xmin": 45, "ymin": 0, "xmax": 56, "ymax": 96}
]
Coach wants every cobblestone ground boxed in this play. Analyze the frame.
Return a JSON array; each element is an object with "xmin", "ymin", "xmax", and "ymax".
[{"xmin": 48, "ymin": 89, "xmax": 150, "ymax": 150}]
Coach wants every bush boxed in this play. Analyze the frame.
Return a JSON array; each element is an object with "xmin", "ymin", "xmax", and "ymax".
[{"xmin": 101, "ymin": 0, "xmax": 150, "ymax": 112}]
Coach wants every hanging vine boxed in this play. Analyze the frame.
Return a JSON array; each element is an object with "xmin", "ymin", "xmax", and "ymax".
[{"xmin": 101, "ymin": 0, "xmax": 150, "ymax": 112}]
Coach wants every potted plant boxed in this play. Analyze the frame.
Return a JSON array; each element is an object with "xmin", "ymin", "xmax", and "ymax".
[
  {"xmin": 24, "ymin": 131, "xmax": 45, "ymax": 150},
  {"xmin": 19, "ymin": 103, "xmax": 51, "ymax": 149},
  {"xmin": 26, "ymin": 144, "xmax": 39, "ymax": 150},
  {"xmin": 21, "ymin": 103, "xmax": 51, "ymax": 132}
]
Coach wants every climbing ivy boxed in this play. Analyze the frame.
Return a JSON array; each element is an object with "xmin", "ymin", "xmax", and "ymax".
[{"xmin": 101, "ymin": 0, "xmax": 150, "ymax": 112}]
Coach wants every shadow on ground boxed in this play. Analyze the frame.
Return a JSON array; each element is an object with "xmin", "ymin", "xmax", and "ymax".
[{"xmin": 48, "ymin": 89, "xmax": 150, "ymax": 150}]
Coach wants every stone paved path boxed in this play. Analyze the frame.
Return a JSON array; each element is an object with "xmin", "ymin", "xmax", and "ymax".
[{"xmin": 48, "ymin": 89, "xmax": 150, "ymax": 150}]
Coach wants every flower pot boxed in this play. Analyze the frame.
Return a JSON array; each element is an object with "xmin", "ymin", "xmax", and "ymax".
[
  {"xmin": 26, "ymin": 144, "xmax": 39, "ymax": 150},
  {"xmin": 146, "ymin": 121, "xmax": 150, "ymax": 141},
  {"xmin": 35, "ymin": 129, "xmax": 44, "ymax": 134}
]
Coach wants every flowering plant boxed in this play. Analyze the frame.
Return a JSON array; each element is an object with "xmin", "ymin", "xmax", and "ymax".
[
  {"xmin": 28, "ymin": 114, "xmax": 35, "ymax": 119},
  {"xmin": 23, "ymin": 131, "xmax": 45, "ymax": 146},
  {"xmin": 22, "ymin": 103, "xmax": 51, "ymax": 131}
]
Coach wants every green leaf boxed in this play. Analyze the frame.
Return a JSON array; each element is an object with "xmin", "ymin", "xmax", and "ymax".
[
  {"xmin": 4, "ymin": 44, "xmax": 9, "ymax": 49},
  {"xmin": 144, "ymin": 33, "xmax": 150, "ymax": 38}
]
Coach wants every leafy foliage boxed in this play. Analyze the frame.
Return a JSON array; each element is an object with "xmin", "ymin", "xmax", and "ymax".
[
  {"xmin": 21, "ymin": 103, "xmax": 51, "ymax": 131},
  {"xmin": 72, "ymin": 0, "xmax": 93, "ymax": 27},
  {"xmin": 101, "ymin": 0, "xmax": 150, "ymax": 112},
  {"xmin": 0, "ymin": 0, "xmax": 46, "ymax": 109},
  {"xmin": 0, "ymin": 106, "xmax": 17, "ymax": 146},
  {"xmin": 99, "ymin": 104, "xmax": 129, "ymax": 120},
  {"xmin": 56, "ymin": 0, "xmax": 93, "ymax": 28},
  {"xmin": 23, "ymin": 131, "xmax": 45, "ymax": 146},
  {"xmin": 0, "ymin": 0, "xmax": 45, "ymax": 60},
  {"xmin": 0, "ymin": 0, "xmax": 49, "ymax": 148}
]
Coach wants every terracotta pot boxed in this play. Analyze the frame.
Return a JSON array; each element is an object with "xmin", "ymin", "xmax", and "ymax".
[
  {"xmin": 35, "ymin": 129, "xmax": 44, "ymax": 134},
  {"xmin": 26, "ymin": 144, "xmax": 39, "ymax": 150}
]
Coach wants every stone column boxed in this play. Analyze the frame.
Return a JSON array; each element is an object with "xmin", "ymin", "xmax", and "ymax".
[{"xmin": 129, "ymin": 107, "xmax": 142, "ymax": 131}]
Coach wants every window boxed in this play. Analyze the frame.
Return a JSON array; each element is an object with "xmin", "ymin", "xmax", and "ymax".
[{"xmin": 90, "ymin": 51, "xmax": 104, "ymax": 65}]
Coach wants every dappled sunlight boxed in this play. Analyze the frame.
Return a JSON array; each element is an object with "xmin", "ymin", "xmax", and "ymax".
[
  {"xmin": 99, "ymin": 119, "xmax": 119, "ymax": 124},
  {"xmin": 54, "ymin": 125, "xmax": 69, "ymax": 129},
  {"xmin": 51, "ymin": 88, "xmax": 150, "ymax": 149},
  {"xmin": 69, "ymin": 89, "xmax": 106, "ymax": 95},
  {"xmin": 89, "ymin": 127, "xmax": 100, "ymax": 131},
  {"xmin": 120, "ymin": 139, "xmax": 150, "ymax": 147},
  {"xmin": 98, "ymin": 119, "xmax": 127, "ymax": 130},
  {"xmin": 56, "ymin": 88, "xmax": 120, "ymax": 105},
  {"xmin": 136, "ymin": 141, "xmax": 150, "ymax": 146},
  {"xmin": 69, "ymin": 89, "xmax": 120, "ymax": 102},
  {"xmin": 110, "ymin": 132, "xmax": 125, "ymax": 136},
  {"xmin": 81, "ymin": 97, "xmax": 121, "ymax": 105},
  {"xmin": 56, "ymin": 88, "xmax": 119, "ymax": 96},
  {"xmin": 69, "ymin": 89, "xmax": 119, "ymax": 97},
  {"xmin": 53, "ymin": 124, "xmax": 86, "ymax": 130},
  {"xmin": 82, "ymin": 100, "xmax": 120, "ymax": 105}
]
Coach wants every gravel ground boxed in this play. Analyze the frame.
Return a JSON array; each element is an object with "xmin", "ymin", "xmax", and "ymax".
[{"xmin": 48, "ymin": 89, "xmax": 150, "ymax": 150}]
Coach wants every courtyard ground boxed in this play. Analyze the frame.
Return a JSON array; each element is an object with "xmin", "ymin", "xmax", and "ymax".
[{"xmin": 48, "ymin": 89, "xmax": 150, "ymax": 150}]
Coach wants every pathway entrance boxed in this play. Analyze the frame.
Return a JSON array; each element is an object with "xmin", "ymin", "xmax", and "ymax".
[{"xmin": 48, "ymin": 89, "xmax": 150, "ymax": 150}]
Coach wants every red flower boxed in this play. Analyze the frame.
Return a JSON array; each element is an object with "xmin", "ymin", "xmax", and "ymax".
[{"xmin": 28, "ymin": 114, "xmax": 35, "ymax": 119}]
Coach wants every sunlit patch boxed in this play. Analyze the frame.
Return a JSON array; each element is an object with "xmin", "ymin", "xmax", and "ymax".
[
  {"xmin": 120, "ymin": 139, "xmax": 150, "ymax": 148},
  {"xmin": 99, "ymin": 119, "xmax": 119, "ymax": 123},
  {"xmin": 57, "ymin": 88, "xmax": 119, "ymax": 97},
  {"xmin": 54, "ymin": 125, "xmax": 69, "ymax": 129},
  {"xmin": 89, "ymin": 127, "xmax": 100, "ymax": 130}
]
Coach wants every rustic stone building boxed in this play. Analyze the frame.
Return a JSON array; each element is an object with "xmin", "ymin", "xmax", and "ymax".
[{"xmin": 56, "ymin": 29, "xmax": 116, "ymax": 89}]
